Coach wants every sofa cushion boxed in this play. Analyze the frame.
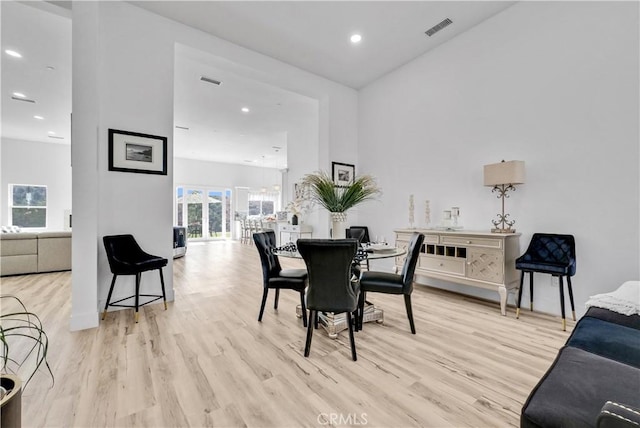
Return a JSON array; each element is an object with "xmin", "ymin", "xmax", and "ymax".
[
  {"xmin": 566, "ymin": 317, "xmax": 640, "ymax": 369},
  {"xmin": 0, "ymin": 233, "xmax": 38, "ymax": 256},
  {"xmin": 0, "ymin": 255, "xmax": 38, "ymax": 276},
  {"xmin": 38, "ymin": 231, "xmax": 71, "ymax": 239},
  {"xmin": 37, "ymin": 233, "xmax": 71, "ymax": 272},
  {"xmin": 583, "ymin": 306, "xmax": 640, "ymax": 330},
  {"xmin": 521, "ymin": 346, "xmax": 640, "ymax": 428}
]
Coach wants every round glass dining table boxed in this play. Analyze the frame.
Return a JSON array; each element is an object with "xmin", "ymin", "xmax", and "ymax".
[{"xmin": 274, "ymin": 245, "xmax": 406, "ymax": 338}]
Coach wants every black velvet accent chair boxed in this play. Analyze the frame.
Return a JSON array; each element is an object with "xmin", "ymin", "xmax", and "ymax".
[
  {"xmin": 357, "ymin": 232, "xmax": 425, "ymax": 334},
  {"xmin": 515, "ymin": 233, "xmax": 577, "ymax": 330},
  {"xmin": 102, "ymin": 234, "xmax": 168, "ymax": 323},
  {"xmin": 253, "ymin": 231, "xmax": 308, "ymax": 326},
  {"xmin": 297, "ymin": 239, "xmax": 360, "ymax": 361}
]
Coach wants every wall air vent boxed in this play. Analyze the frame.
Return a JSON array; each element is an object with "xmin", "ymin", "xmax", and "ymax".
[
  {"xmin": 200, "ymin": 76, "xmax": 222, "ymax": 86},
  {"xmin": 11, "ymin": 96, "xmax": 36, "ymax": 103},
  {"xmin": 425, "ymin": 18, "xmax": 453, "ymax": 37}
]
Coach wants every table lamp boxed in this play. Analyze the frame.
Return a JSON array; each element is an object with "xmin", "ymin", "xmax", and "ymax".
[{"xmin": 483, "ymin": 160, "xmax": 525, "ymax": 233}]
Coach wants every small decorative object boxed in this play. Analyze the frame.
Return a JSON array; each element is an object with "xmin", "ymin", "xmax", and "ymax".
[
  {"xmin": 331, "ymin": 162, "xmax": 355, "ymax": 187},
  {"xmin": 303, "ymin": 170, "xmax": 380, "ymax": 239},
  {"xmin": 442, "ymin": 210, "xmax": 452, "ymax": 228},
  {"xmin": 408, "ymin": 194, "xmax": 415, "ymax": 228},
  {"xmin": 108, "ymin": 129, "xmax": 167, "ymax": 175},
  {"xmin": 424, "ymin": 200, "xmax": 431, "ymax": 227},
  {"xmin": 286, "ymin": 197, "xmax": 310, "ymax": 224},
  {"xmin": 451, "ymin": 206, "xmax": 462, "ymax": 229},
  {"xmin": 483, "ymin": 160, "xmax": 525, "ymax": 233}
]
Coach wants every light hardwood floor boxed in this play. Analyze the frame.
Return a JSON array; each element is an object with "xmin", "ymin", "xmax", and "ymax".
[{"xmin": 1, "ymin": 240, "xmax": 574, "ymax": 427}]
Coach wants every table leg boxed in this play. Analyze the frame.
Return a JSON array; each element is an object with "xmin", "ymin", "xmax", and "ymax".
[{"xmin": 498, "ymin": 285, "xmax": 507, "ymax": 316}]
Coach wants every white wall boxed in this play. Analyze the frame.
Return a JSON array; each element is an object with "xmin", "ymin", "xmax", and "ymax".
[
  {"xmin": 175, "ymin": 158, "xmax": 281, "ymax": 192},
  {"xmin": 71, "ymin": 2, "xmax": 358, "ymax": 330},
  {"xmin": 0, "ymin": 138, "xmax": 71, "ymax": 230},
  {"xmin": 358, "ymin": 2, "xmax": 639, "ymax": 317}
]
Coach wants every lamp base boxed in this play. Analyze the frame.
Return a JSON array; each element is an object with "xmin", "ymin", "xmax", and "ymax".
[{"xmin": 491, "ymin": 228, "xmax": 516, "ymax": 234}]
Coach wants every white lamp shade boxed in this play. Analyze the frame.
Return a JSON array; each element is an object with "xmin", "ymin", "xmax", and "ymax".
[{"xmin": 483, "ymin": 160, "xmax": 525, "ymax": 186}]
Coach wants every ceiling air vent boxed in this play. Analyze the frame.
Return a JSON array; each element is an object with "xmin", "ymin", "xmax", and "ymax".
[
  {"xmin": 425, "ymin": 18, "xmax": 453, "ymax": 37},
  {"xmin": 48, "ymin": 135, "xmax": 64, "ymax": 140},
  {"xmin": 200, "ymin": 76, "xmax": 222, "ymax": 86},
  {"xmin": 11, "ymin": 96, "xmax": 36, "ymax": 103},
  {"xmin": 175, "ymin": 125, "xmax": 189, "ymax": 130}
]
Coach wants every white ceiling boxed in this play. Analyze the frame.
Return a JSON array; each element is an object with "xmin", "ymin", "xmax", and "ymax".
[
  {"xmin": 133, "ymin": 1, "xmax": 515, "ymax": 89},
  {"xmin": 1, "ymin": 0, "xmax": 515, "ymax": 167}
]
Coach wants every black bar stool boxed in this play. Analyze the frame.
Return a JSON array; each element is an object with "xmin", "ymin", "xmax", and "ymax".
[{"xmin": 102, "ymin": 234, "xmax": 168, "ymax": 323}]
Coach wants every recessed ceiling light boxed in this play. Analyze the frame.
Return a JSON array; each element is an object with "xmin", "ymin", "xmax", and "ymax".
[
  {"xmin": 241, "ymin": 107, "xmax": 250, "ymax": 113},
  {"xmin": 350, "ymin": 34, "xmax": 362, "ymax": 44},
  {"xmin": 48, "ymin": 131, "xmax": 56, "ymax": 135},
  {"xmin": 5, "ymin": 49, "xmax": 22, "ymax": 58},
  {"xmin": 34, "ymin": 115, "xmax": 44, "ymax": 120},
  {"xmin": 46, "ymin": 66, "xmax": 56, "ymax": 71},
  {"xmin": 12, "ymin": 92, "xmax": 26, "ymax": 98}
]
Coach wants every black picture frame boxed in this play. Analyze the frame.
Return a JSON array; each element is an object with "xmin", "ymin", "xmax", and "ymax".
[
  {"xmin": 108, "ymin": 128, "xmax": 167, "ymax": 175},
  {"xmin": 331, "ymin": 162, "xmax": 355, "ymax": 187}
]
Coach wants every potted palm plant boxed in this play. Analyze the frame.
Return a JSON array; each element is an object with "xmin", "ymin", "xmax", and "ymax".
[
  {"xmin": 302, "ymin": 171, "xmax": 381, "ymax": 238},
  {"xmin": 1, "ymin": 295, "xmax": 54, "ymax": 428}
]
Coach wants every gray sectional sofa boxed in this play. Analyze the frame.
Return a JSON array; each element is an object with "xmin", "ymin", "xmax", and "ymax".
[
  {"xmin": 0, "ymin": 231, "xmax": 71, "ymax": 276},
  {"xmin": 521, "ymin": 287, "xmax": 640, "ymax": 427}
]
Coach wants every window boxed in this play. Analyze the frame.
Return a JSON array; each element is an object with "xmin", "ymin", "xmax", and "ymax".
[
  {"xmin": 9, "ymin": 184, "xmax": 47, "ymax": 228},
  {"xmin": 248, "ymin": 191, "xmax": 279, "ymax": 216}
]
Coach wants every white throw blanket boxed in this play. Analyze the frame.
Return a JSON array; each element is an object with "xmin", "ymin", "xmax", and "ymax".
[{"xmin": 585, "ymin": 281, "xmax": 640, "ymax": 316}]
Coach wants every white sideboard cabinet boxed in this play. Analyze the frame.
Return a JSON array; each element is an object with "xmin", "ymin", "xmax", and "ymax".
[
  {"xmin": 280, "ymin": 224, "xmax": 313, "ymax": 245},
  {"xmin": 395, "ymin": 229, "xmax": 521, "ymax": 316}
]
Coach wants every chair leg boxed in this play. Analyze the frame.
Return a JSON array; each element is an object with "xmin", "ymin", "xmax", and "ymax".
[
  {"xmin": 304, "ymin": 310, "xmax": 316, "ymax": 357},
  {"xmin": 134, "ymin": 272, "xmax": 141, "ymax": 323},
  {"xmin": 274, "ymin": 289, "xmax": 280, "ymax": 310},
  {"xmin": 258, "ymin": 289, "xmax": 269, "ymax": 322},
  {"xmin": 102, "ymin": 274, "xmax": 118, "ymax": 320},
  {"xmin": 516, "ymin": 271, "xmax": 524, "ymax": 319},
  {"xmin": 346, "ymin": 312, "xmax": 357, "ymax": 361},
  {"xmin": 357, "ymin": 291, "xmax": 366, "ymax": 331},
  {"xmin": 558, "ymin": 275, "xmax": 566, "ymax": 331},
  {"xmin": 529, "ymin": 272, "xmax": 534, "ymax": 311},
  {"xmin": 567, "ymin": 275, "xmax": 576, "ymax": 321},
  {"xmin": 404, "ymin": 294, "xmax": 416, "ymax": 334},
  {"xmin": 300, "ymin": 291, "xmax": 307, "ymax": 328},
  {"xmin": 159, "ymin": 268, "xmax": 167, "ymax": 310}
]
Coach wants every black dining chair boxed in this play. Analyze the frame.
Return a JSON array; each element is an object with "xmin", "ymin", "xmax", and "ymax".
[
  {"xmin": 515, "ymin": 233, "xmax": 577, "ymax": 331},
  {"xmin": 253, "ymin": 230, "xmax": 309, "ymax": 326},
  {"xmin": 297, "ymin": 239, "xmax": 360, "ymax": 361},
  {"xmin": 346, "ymin": 227, "xmax": 369, "ymax": 273},
  {"xmin": 357, "ymin": 232, "xmax": 425, "ymax": 334},
  {"xmin": 102, "ymin": 234, "xmax": 168, "ymax": 323}
]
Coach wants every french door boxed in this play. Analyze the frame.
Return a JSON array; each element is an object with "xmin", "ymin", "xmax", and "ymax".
[{"xmin": 176, "ymin": 186, "xmax": 232, "ymax": 240}]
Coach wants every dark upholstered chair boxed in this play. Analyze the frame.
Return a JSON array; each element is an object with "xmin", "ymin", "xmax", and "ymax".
[
  {"xmin": 102, "ymin": 234, "xmax": 168, "ymax": 323},
  {"xmin": 346, "ymin": 226, "xmax": 370, "ymax": 244},
  {"xmin": 346, "ymin": 227, "xmax": 370, "ymax": 273},
  {"xmin": 253, "ymin": 231, "xmax": 308, "ymax": 326},
  {"xmin": 297, "ymin": 239, "xmax": 360, "ymax": 361},
  {"xmin": 358, "ymin": 232, "xmax": 425, "ymax": 334},
  {"xmin": 515, "ymin": 233, "xmax": 577, "ymax": 330}
]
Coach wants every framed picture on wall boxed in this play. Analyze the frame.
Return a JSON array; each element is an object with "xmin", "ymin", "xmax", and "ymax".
[
  {"xmin": 331, "ymin": 162, "xmax": 355, "ymax": 187},
  {"xmin": 108, "ymin": 129, "xmax": 167, "ymax": 175}
]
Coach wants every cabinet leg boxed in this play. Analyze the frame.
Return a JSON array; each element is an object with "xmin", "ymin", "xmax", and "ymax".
[{"xmin": 498, "ymin": 285, "xmax": 507, "ymax": 316}]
